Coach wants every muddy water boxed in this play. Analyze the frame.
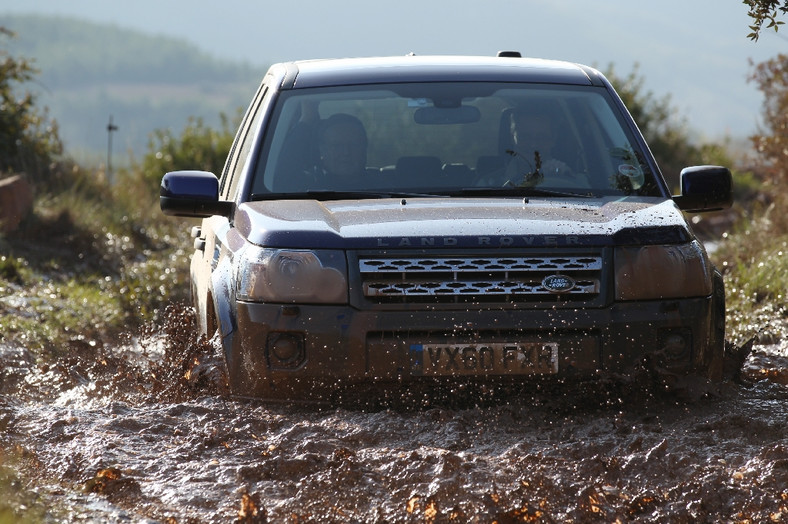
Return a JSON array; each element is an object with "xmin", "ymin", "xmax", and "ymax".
[{"xmin": 1, "ymin": 310, "xmax": 787, "ymax": 523}]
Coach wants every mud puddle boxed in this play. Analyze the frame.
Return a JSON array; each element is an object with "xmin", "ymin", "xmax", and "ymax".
[{"xmin": 1, "ymin": 308, "xmax": 787, "ymax": 523}]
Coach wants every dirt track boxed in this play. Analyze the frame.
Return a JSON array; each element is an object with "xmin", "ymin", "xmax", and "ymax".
[{"xmin": 1, "ymin": 312, "xmax": 787, "ymax": 523}]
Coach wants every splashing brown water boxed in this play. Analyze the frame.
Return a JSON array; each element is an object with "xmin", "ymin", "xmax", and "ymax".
[{"xmin": 1, "ymin": 303, "xmax": 787, "ymax": 523}]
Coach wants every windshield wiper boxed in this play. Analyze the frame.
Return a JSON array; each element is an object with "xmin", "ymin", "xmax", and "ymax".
[
  {"xmin": 250, "ymin": 190, "xmax": 449, "ymax": 201},
  {"xmin": 250, "ymin": 188, "xmax": 593, "ymax": 201},
  {"xmin": 449, "ymin": 187, "xmax": 596, "ymax": 198}
]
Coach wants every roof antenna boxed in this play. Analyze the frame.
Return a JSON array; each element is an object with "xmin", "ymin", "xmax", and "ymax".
[{"xmin": 497, "ymin": 51, "xmax": 522, "ymax": 58}]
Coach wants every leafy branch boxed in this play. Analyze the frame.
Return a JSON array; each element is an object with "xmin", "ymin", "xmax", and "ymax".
[{"xmin": 745, "ymin": 0, "xmax": 788, "ymax": 40}]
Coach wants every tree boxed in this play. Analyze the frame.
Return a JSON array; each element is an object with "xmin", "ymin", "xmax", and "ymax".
[
  {"xmin": 749, "ymin": 54, "xmax": 788, "ymax": 185},
  {"xmin": 0, "ymin": 27, "xmax": 62, "ymax": 182},
  {"xmin": 745, "ymin": 0, "xmax": 788, "ymax": 40}
]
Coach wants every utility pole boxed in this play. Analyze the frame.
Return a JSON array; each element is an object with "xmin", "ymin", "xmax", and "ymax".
[{"xmin": 106, "ymin": 115, "xmax": 118, "ymax": 181}]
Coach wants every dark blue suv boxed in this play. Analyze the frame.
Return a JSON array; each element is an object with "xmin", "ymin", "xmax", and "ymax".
[{"xmin": 160, "ymin": 53, "xmax": 732, "ymax": 401}]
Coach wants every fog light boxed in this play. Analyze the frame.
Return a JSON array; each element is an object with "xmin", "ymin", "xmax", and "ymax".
[
  {"xmin": 266, "ymin": 333, "xmax": 305, "ymax": 369},
  {"xmin": 660, "ymin": 330, "xmax": 691, "ymax": 361}
]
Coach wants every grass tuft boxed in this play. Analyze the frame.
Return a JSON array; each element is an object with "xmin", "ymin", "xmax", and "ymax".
[{"xmin": 714, "ymin": 197, "xmax": 788, "ymax": 345}]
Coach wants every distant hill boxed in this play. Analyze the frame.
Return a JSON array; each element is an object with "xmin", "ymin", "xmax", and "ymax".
[{"xmin": 1, "ymin": 14, "xmax": 266, "ymax": 163}]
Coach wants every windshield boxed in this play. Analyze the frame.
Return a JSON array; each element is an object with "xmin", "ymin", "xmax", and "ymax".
[{"xmin": 250, "ymin": 82, "xmax": 662, "ymax": 199}]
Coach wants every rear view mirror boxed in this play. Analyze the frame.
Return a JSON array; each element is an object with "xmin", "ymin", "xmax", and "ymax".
[{"xmin": 414, "ymin": 105, "xmax": 481, "ymax": 125}]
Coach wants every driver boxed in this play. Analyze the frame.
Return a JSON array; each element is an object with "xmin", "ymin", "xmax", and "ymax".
[{"xmin": 315, "ymin": 113, "xmax": 369, "ymax": 185}]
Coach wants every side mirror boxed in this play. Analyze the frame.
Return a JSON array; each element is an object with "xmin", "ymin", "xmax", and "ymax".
[
  {"xmin": 672, "ymin": 165, "xmax": 733, "ymax": 213},
  {"xmin": 160, "ymin": 171, "xmax": 234, "ymax": 218}
]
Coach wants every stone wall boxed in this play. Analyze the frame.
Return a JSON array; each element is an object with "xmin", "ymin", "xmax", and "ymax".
[{"xmin": 0, "ymin": 175, "xmax": 33, "ymax": 234}]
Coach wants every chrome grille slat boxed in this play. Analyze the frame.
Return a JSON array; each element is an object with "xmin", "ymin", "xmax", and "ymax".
[
  {"xmin": 359, "ymin": 256, "xmax": 602, "ymax": 273},
  {"xmin": 359, "ymin": 255, "xmax": 603, "ymax": 301}
]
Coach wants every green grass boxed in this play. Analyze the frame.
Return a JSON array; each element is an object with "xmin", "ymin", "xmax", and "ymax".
[
  {"xmin": 0, "ymin": 456, "xmax": 48, "ymax": 524},
  {"xmin": 713, "ymin": 200, "xmax": 788, "ymax": 345},
  {"xmin": 0, "ymin": 255, "xmax": 29, "ymax": 284},
  {"xmin": 0, "ymin": 165, "xmax": 191, "ymax": 356},
  {"xmin": 0, "ymin": 277, "xmax": 126, "ymax": 351}
]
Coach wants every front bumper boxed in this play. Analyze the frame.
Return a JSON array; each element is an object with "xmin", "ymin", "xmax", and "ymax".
[{"xmin": 223, "ymin": 296, "xmax": 720, "ymax": 400}]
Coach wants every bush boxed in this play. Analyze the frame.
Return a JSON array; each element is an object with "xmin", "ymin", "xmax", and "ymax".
[
  {"xmin": 0, "ymin": 27, "xmax": 62, "ymax": 185},
  {"xmin": 139, "ymin": 114, "xmax": 236, "ymax": 187}
]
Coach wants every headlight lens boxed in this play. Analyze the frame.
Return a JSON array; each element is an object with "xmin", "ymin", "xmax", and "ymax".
[
  {"xmin": 615, "ymin": 241, "xmax": 712, "ymax": 300},
  {"xmin": 237, "ymin": 248, "xmax": 348, "ymax": 303}
]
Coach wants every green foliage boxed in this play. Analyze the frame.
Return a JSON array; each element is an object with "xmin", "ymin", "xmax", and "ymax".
[
  {"xmin": 749, "ymin": 54, "xmax": 788, "ymax": 188},
  {"xmin": 138, "ymin": 113, "xmax": 237, "ymax": 187},
  {"xmin": 698, "ymin": 141, "xmax": 762, "ymax": 202},
  {"xmin": 0, "ymin": 27, "xmax": 62, "ymax": 183},
  {"xmin": 715, "ymin": 207, "xmax": 788, "ymax": 344},
  {"xmin": 0, "ymin": 255, "xmax": 28, "ymax": 284},
  {"xmin": 1, "ymin": 174, "xmax": 193, "ymax": 353},
  {"xmin": 744, "ymin": 0, "xmax": 788, "ymax": 40},
  {"xmin": 604, "ymin": 64, "xmax": 704, "ymax": 191},
  {"xmin": 0, "ymin": 462, "xmax": 48, "ymax": 524},
  {"xmin": 713, "ymin": 53, "xmax": 788, "ymax": 343}
]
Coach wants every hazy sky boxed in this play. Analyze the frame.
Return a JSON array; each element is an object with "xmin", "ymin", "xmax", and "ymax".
[{"xmin": 2, "ymin": 0, "xmax": 786, "ymax": 139}]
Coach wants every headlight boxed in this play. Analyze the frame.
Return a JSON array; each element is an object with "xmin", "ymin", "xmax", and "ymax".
[
  {"xmin": 237, "ymin": 248, "xmax": 348, "ymax": 303},
  {"xmin": 615, "ymin": 241, "xmax": 712, "ymax": 300}
]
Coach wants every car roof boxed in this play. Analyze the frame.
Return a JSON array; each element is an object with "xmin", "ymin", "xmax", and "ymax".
[{"xmin": 269, "ymin": 55, "xmax": 606, "ymax": 89}]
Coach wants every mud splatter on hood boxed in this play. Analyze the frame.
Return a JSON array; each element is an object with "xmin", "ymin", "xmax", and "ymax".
[{"xmin": 236, "ymin": 196, "xmax": 689, "ymax": 249}]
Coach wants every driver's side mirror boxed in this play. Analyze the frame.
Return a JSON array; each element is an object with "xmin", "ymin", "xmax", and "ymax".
[
  {"xmin": 672, "ymin": 165, "xmax": 733, "ymax": 213},
  {"xmin": 160, "ymin": 170, "xmax": 234, "ymax": 218}
]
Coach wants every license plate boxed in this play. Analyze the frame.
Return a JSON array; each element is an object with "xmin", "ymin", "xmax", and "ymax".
[{"xmin": 410, "ymin": 342, "xmax": 558, "ymax": 376}]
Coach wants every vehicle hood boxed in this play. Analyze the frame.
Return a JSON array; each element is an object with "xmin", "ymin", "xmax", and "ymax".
[{"xmin": 234, "ymin": 196, "xmax": 693, "ymax": 249}]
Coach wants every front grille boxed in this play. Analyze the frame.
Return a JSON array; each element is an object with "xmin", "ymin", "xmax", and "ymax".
[{"xmin": 359, "ymin": 254, "xmax": 603, "ymax": 303}]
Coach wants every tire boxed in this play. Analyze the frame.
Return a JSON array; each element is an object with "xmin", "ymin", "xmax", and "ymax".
[{"xmin": 706, "ymin": 268, "xmax": 726, "ymax": 381}]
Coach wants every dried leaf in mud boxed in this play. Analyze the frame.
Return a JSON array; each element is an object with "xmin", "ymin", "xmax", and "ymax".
[
  {"xmin": 627, "ymin": 492, "xmax": 659, "ymax": 517},
  {"xmin": 424, "ymin": 497, "xmax": 439, "ymax": 522},
  {"xmin": 235, "ymin": 490, "xmax": 267, "ymax": 524},
  {"xmin": 758, "ymin": 369, "xmax": 788, "ymax": 384},
  {"xmin": 492, "ymin": 504, "xmax": 553, "ymax": 523},
  {"xmin": 580, "ymin": 485, "xmax": 618, "ymax": 520},
  {"xmin": 406, "ymin": 495, "xmax": 419, "ymax": 513},
  {"xmin": 83, "ymin": 467, "xmax": 142, "ymax": 501}
]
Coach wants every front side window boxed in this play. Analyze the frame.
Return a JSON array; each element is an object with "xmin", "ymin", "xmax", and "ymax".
[{"xmin": 250, "ymin": 82, "xmax": 662, "ymax": 199}]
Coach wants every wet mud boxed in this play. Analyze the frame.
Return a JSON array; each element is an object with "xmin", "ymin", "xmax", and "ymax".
[{"xmin": 1, "ymin": 305, "xmax": 787, "ymax": 523}]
